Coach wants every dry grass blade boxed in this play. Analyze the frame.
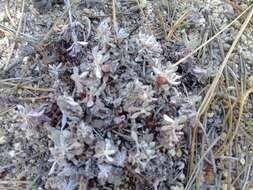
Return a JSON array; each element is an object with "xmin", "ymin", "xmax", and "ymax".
[
  {"xmin": 18, "ymin": 95, "xmax": 51, "ymax": 102},
  {"xmin": 184, "ymin": 137, "xmax": 220, "ymax": 190},
  {"xmin": 0, "ymin": 105, "xmax": 16, "ymax": 116},
  {"xmin": 112, "ymin": 0, "xmax": 118, "ymax": 33},
  {"xmin": 3, "ymin": 0, "xmax": 26, "ymax": 70},
  {"xmin": 197, "ymin": 5, "xmax": 253, "ymax": 118},
  {"xmin": 0, "ymin": 181, "xmax": 31, "ymax": 184},
  {"xmin": 166, "ymin": 11, "xmax": 191, "ymax": 41},
  {"xmin": 0, "ymin": 23, "xmax": 38, "ymax": 43},
  {"xmin": 241, "ymin": 156, "xmax": 253, "ymax": 190},
  {"xmin": 0, "ymin": 81, "xmax": 54, "ymax": 92},
  {"xmin": 188, "ymin": 4, "xmax": 253, "ymax": 182},
  {"xmin": 217, "ymin": 87, "xmax": 253, "ymax": 155},
  {"xmin": 174, "ymin": 4, "xmax": 253, "ymax": 66},
  {"xmin": 5, "ymin": 0, "xmax": 16, "ymax": 27}
]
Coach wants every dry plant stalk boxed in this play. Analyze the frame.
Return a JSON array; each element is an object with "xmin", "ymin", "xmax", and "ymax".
[
  {"xmin": 5, "ymin": 0, "xmax": 16, "ymax": 27},
  {"xmin": 1, "ymin": 81, "xmax": 54, "ymax": 92},
  {"xmin": 3, "ymin": 0, "xmax": 26, "ymax": 70},
  {"xmin": 174, "ymin": 4, "xmax": 253, "ymax": 66},
  {"xmin": 112, "ymin": 0, "xmax": 118, "ymax": 33},
  {"xmin": 166, "ymin": 11, "xmax": 191, "ymax": 41},
  {"xmin": 217, "ymin": 87, "xmax": 253, "ymax": 155},
  {"xmin": 187, "ymin": 4, "xmax": 253, "ymax": 179},
  {"xmin": 197, "ymin": 5, "xmax": 253, "ymax": 118}
]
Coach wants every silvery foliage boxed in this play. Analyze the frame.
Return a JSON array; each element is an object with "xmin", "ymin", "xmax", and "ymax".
[
  {"xmin": 58, "ymin": 21, "xmax": 85, "ymax": 43},
  {"xmin": 121, "ymin": 79, "xmax": 157, "ymax": 119},
  {"xmin": 94, "ymin": 138, "xmax": 117, "ymax": 163},
  {"xmin": 48, "ymin": 128, "xmax": 83, "ymax": 175},
  {"xmin": 48, "ymin": 63, "xmax": 63, "ymax": 90},
  {"xmin": 94, "ymin": 138, "xmax": 126, "ymax": 165},
  {"xmin": 81, "ymin": 158, "xmax": 98, "ymax": 179},
  {"xmin": 96, "ymin": 18, "xmax": 113, "ymax": 48},
  {"xmin": 143, "ymin": 151, "xmax": 178, "ymax": 190},
  {"xmin": 116, "ymin": 28, "xmax": 129, "ymax": 39},
  {"xmin": 70, "ymin": 67, "xmax": 89, "ymax": 93},
  {"xmin": 94, "ymin": 138, "xmax": 126, "ymax": 185},
  {"xmin": 89, "ymin": 97, "xmax": 112, "ymax": 120},
  {"xmin": 178, "ymin": 96, "xmax": 200, "ymax": 120},
  {"xmin": 97, "ymin": 163, "xmax": 113, "ymax": 185},
  {"xmin": 67, "ymin": 41, "xmax": 88, "ymax": 57},
  {"xmin": 16, "ymin": 104, "xmax": 45, "ymax": 129},
  {"xmin": 57, "ymin": 20, "xmax": 88, "ymax": 57},
  {"xmin": 70, "ymin": 66, "xmax": 101, "ymax": 107},
  {"xmin": 159, "ymin": 114, "xmax": 185, "ymax": 148},
  {"xmin": 56, "ymin": 94, "xmax": 83, "ymax": 129},
  {"xmin": 77, "ymin": 122, "xmax": 95, "ymax": 145},
  {"xmin": 129, "ymin": 131, "xmax": 157, "ymax": 173},
  {"xmin": 43, "ymin": 4, "xmax": 190, "ymax": 188},
  {"xmin": 97, "ymin": 163, "xmax": 124, "ymax": 185},
  {"xmin": 92, "ymin": 46, "xmax": 110, "ymax": 79},
  {"xmin": 46, "ymin": 165, "xmax": 79, "ymax": 190},
  {"xmin": 170, "ymin": 95, "xmax": 200, "ymax": 125},
  {"xmin": 49, "ymin": 63, "xmax": 62, "ymax": 79}
]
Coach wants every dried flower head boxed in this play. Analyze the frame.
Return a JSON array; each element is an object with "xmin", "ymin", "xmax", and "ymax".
[
  {"xmin": 136, "ymin": 32, "xmax": 162, "ymax": 58},
  {"xmin": 152, "ymin": 61, "xmax": 182, "ymax": 86}
]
